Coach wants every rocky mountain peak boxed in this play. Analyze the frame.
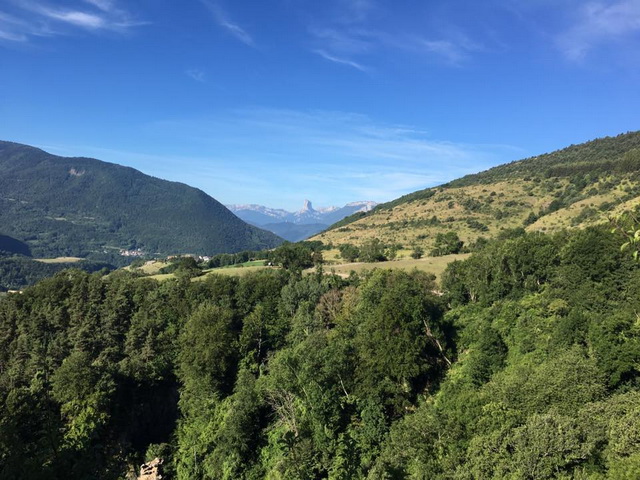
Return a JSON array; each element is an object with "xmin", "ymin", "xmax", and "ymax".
[{"xmin": 301, "ymin": 199, "xmax": 315, "ymax": 213}]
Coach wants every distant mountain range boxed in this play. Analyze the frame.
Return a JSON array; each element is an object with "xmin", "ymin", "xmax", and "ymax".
[
  {"xmin": 0, "ymin": 141, "xmax": 282, "ymax": 261},
  {"xmin": 228, "ymin": 200, "xmax": 377, "ymax": 241}
]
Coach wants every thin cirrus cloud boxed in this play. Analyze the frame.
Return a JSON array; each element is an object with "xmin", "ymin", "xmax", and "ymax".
[
  {"xmin": 38, "ymin": 108, "xmax": 520, "ymax": 208},
  {"xmin": 141, "ymin": 108, "xmax": 519, "ymax": 207},
  {"xmin": 309, "ymin": 25, "xmax": 372, "ymax": 71},
  {"xmin": 309, "ymin": 0, "xmax": 636, "ymax": 69},
  {"xmin": 314, "ymin": 49, "xmax": 369, "ymax": 72},
  {"xmin": 308, "ymin": 8, "xmax": 372, "ymax": 70},
  {"xmin": 44, "ymin": 10, "xmax": 107, "ymax": 29},
  {"xmin": 0, "ymin": 12, "xmax": 33, "ymax": 42},
  {"xmin": 337, "ymin": 0, "xmax": 376, "ymax": 24},
  {"xmin": 417, "ymin": 35, "xmax": 483, "ymax": 65},
  {"xmin": 83, "ymin": 0, "xmax": 115, "ymax": 11},
  {"xmin": 310, "ymin": 28, "xmax": 483, "ymax": 71},
  {"xmin": 556, "ymin": 0, "xmax": 640, "ymax": 61},
  {"xmin": 307, "ymin": 1, "xmax": 485, "ymax": 71},
  {"xmin": 0, "ymin": 0, "xmax": 144, "ymax": 42},
  {"xmin": 198, "ymin": 0, "xmax": 255, "ymax": 47},
  {"xmin": 186, "ymin": 69, "xmax": 206, "ymax": 82},
  {"xmin": 310, "ymin": 27, "xmax": 372, "ymax": 55}
]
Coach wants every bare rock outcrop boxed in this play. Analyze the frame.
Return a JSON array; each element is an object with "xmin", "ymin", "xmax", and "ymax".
[{"xmin": 138, "ymin": 457, "xmax": 163, "ymax": 480}]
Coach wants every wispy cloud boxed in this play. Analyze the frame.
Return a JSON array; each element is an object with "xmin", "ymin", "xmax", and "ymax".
[
  {"xmin": 186, "ymin": 69, "xmax": 206, "ymax": 82},
  {"xmin": 557, "ymin": 0, "xmax": 640, "ymax": 61},
  {"xmin": 336, "ymin": 0, "xmax": 376, "ymax": 24},
  {"xmin": 314, "ymin": 49, "xmax": 369, "ymax": 71},
  {"xmin": 309, "ymin": 26, "xmax": 372, "ymax": 70},
  {"xmin": 198, "ymin": 0, "xmax": 255, "ymax": 47},
  {"xmin": 0, "ymin": 12, "xmax": 31, "ymax": 42},
  {"xmin": 83, "ymin": 0, "xmax": 114, "ymax": 12},
  {"xmin": 0, "ymin": 0, "xmax": 144, "ymax": 42},
  {"xmin": 0, "ymin": 29, "xmax": 26, "ymax": 42},
  {"xmin": 307, "ymin": 1, "xmax": 376, "ymax": 70},
  {"xmin": 308, "ymin": 2, "xmax": 484, "ymax": 70},
  {"xmin": 310, "ymin": 27, "xmax": 372, "ymax": 54},
  {"xmin": 141, "ymin": 108, "xmax": 519, "ymax": 208},
  {"xmin": 43, "ymin": 10, "xmax": 106, "ymax": 29},
  {"xmin": 417, "ymin": 35, "xmax": 483, "ymax": 65},
  {"xmin": 310, "ymin": 28, "xmax": 482, "ymax": 70}
]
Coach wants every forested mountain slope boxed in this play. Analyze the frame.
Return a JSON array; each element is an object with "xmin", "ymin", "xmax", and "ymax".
[
  {"xmin": 0, "ymin": 225, "xmax": 638, "ymax": 478},
  {"xmin": 0, "ymin": 141, "xmax": 282, "ymax": 259},
  {"xmin": 315, "ymin": 131, "xmax": 640, "ymax": 251}
]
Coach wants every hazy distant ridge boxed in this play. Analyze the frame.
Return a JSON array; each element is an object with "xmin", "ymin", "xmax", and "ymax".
[{"xmin": 228, "ymin": 200, "xmax": 377, "ymax": 241}]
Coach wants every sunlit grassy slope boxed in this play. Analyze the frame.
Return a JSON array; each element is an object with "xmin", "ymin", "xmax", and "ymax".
[
  {"xmin": 313, "ymin": 131, "xmax": 640, "ymax": 251},
  {"xmin": 144, "ymin": 265, "xmax": 276, "ymax": 282},
  {"xmin": 307, "ymin": 253, "xmax": 470, "ymax": 281},
  {"xmin": 34, "ymin": 257, "xmax": 84, "ymax": 264}
]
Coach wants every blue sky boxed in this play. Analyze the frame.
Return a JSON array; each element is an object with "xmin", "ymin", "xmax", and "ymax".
[{"xmin": 1, "ymin": 0, "xmax": 639, "ymax": 210}]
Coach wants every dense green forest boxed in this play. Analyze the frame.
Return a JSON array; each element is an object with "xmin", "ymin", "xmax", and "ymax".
[
  {"xmin": 0, "ymin": 141, "xmax": 282, "ymax": 260},
  {"xmin": 0, "ymin": 257, "xmax": 112, "ymax": 292},
  {"xmin": 446, "ymin": 130, "xmax": 640, "ymax": 187},
  {"xmin": 1, "ymin": 224, "xmax": 639, "ymax": 479}
]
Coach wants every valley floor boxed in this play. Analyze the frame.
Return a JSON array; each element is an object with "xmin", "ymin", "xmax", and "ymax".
[{"xmin": 134, "ymin": 254, "xmax": 469, "ymax": 283}]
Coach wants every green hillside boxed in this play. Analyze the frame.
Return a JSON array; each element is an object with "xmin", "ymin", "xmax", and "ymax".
[
  {"xmin": 315, "ymin": 131, "xmax": 640, "ymax": 252},
  {"xmin": 0, "ymin": 141, "xmax": 282, "ymax": 259},
  {"xmin": 447, "ymin": 130, "xmax": 640, "ymax": 187}
]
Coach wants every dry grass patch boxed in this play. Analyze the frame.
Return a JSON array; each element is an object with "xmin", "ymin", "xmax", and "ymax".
[
  {"xmin": 312, "ymin": 179, "xmax": 559, "ymax": 251},
  {"xmin": 197, "ymin": 265, "xmax": 274, "ymax": 278},
  {"xmin": 310, "ymin": 253, "xmax": 470, "ymax": 282},
  {"xmin": 35, "ymin": 257, "xmax": 84, "ymax": 264},
  {"xmin": 145, "ymin": 273, "xmax": 176, "ymax": 282},
  {"xmin": 125, "ymin": 260, "xmax": 168, "ymax": 275}
]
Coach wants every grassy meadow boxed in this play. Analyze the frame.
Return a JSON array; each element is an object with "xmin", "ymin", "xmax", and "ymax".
[
  {"xmin": 310, "ymin": 253, "xmax": 470, "ymax": 280},
  {"xmin": 138, "ymin": 254, "xmax": 467, "ymax": 284}
]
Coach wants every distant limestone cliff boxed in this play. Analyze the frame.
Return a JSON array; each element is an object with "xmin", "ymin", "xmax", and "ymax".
[{"xmin": 228, "ymin": 199, "xmax": 377, "ymax": 241}]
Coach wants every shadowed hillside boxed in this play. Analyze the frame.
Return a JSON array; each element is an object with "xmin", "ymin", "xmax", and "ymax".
[{"xmin": 0, "ymin": 141, "xmax": 282, "ymax": 260}]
